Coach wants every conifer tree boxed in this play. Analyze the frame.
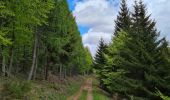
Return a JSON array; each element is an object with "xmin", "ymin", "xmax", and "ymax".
[
  {"xmin": 114, "ymin": 0, "xmax": 131, "ymax": 35},
  {"xmin": 39, "ymin": 0, "xmax": 90, "ymax": 79},
  {"xmin": 0, "ymin": 0, "xmax": 91, "ymax": 82},
  {"xmin": 102, "ymin": 0, "xmax": 170, "ymax": 99},
  {"xmin": 27, "ymin": 0, "xmax": 54, "ymax": 80},
  {"xmin": 93, "ymin": 38, "xmax": 108, "ymax": 87},
  {"xmin": 94, "ymin": 38, "xmax": 107, "ymax": 71},
  {"xmin": 81, "ymin": 47, "xmax": 93, "ymax": 75}
]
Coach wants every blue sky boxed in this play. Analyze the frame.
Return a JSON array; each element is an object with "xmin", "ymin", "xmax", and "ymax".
[
  {"xmin": 67, "ymin": 0, "xmax": 170, "ymax": 56},
  {"xmin": 67, "ymin": 0, "xmax": 89, "ymax": 35},
  {"xmin": 67, "ymin": 0, "xmax": 74, "ymax": 11}
]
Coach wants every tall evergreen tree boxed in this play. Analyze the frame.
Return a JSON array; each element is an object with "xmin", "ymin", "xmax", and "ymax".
[
  {"xmin": 94, "ymin": 38, "xmax": 107, "ymax": 71},
  {"xmin": 114, "ymin": 0, "xmax": 131, "ymax": 35},
  {"xmin": 0, "ymin": 0, "xmax": 91, "ymax": 81},
  {"xmin": 93, "ymin": 38, "xmax": 108, "ymax": 87},
  {"xmin": 102, "ymin": 0, "xmax": 170, "ymax": 99},
  {"xmin": 81, "ymin": 47, "xmax": 93, "ymax": 75},
  {"xmin": 38, "ymin": 0, "xmax": 91, "ymax": 80}
]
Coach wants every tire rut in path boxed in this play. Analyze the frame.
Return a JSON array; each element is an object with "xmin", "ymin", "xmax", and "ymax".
[{"xmin": 67, "ymin": 78, "xmax": 93, "ymax": 100}]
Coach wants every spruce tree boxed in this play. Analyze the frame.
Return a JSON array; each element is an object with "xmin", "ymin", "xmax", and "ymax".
[
  {"xmin": 93, "ymin": 38, "xmax": 108, "ymax": 87},
  {"xmin": 102, "ymin": 0, "xmax": 170, "ymax": 99},
  {"xmin": 114, "ymin": 0, "xmax": 131, "ymax": 35},
  {"xmin": 94, "ymin": 38, "xmax": 107, "ymax": 71},
  {"xmin": 40, "ymin": 0, "xmax": 90, "ymax": 79},
  {"xmin": 110, "ymin": 1, "xmax": 170, "ymax": 99}
]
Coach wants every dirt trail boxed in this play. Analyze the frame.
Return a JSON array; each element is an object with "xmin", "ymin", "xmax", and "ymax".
[{"xmin": 67, "ymin": 78, "xmax": 93, "ymax": 100}]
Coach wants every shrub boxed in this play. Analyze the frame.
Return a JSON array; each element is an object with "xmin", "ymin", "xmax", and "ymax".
[
  {"xmin": 156, "ymin": 90, "xmax": 170, "ymax": 100},
  {"xmin": 6, "ymin": 80, "xmax": 32, "ymax": 98}
]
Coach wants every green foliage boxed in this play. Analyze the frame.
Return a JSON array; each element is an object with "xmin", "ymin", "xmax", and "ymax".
[
  {"xmin": 0, "ymin": 33, "xmax": 11, "ymax": 45},
  {"xmin": 94, "ymin": 38, "xmax": 108, "ymax": 74},
  {"xmin": 79, "ymin": 90, "xmax": 88, "ymax": 100},
  {"xmin": 114, "ymin": 0, "xmax": 131, "ymax": 35},
  {"xmin": 0, "ymin": 0, "xmax": 89, "ymax": 80},
  {"xmin": 81, "ymin": 47, "xmax": 93, "ymax": 73},
  {"xmin": 29, "ymin": 77, "xmax": 83, "ymax": 100},
  {"xmin": 6, "ymin": 80, "xmax": 32, "ymax": 98},
  {"xmin": 96, "ymin": 0, "xmax": 170, "ymax": 99},
  {"xmin": 156, "ymin": 90, "xmax": 170, "ymax": 100},
  {"xmin": 93, "ymin": 79, "xmax": 111, "ymax": 100},
  {"xmin": 93, "ymin": 38, "xmax": 108, "ymax": 88},
  {"xmin": 0, "ymin": 0, "xmax": 91, "ymax": 99},
  {"xmin": 39, "ymin": 0, "xmax": 90, "ymax": 77}
]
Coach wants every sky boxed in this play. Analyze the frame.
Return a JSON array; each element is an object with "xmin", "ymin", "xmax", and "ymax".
[{"xmin": 67, "ymin": 0, "xmax": 170, "ymax": 57}]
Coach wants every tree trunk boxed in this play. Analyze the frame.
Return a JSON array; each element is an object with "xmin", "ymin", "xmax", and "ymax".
[
  {"xmin": 45, "ymin": 60, "xmax": 49, "ymax": 80},
  {"xmin": 33, "ymin": 55, "xmax": 38, "ymax": 80},
  {"xmin": 69, "ymin": 68, "xmax": 72, "ymax": 77},
  {"xmin": 1, "ymin": 45, "xmax": 6, "ymax": 76},
  {"xmin": 33, "ymin": 37, "xmax": 39, "ymax": 80},
  {"xmin": 8, "ymin": 48, "xmax": 14, "ymax": 77},
  {"xmin": 59, "ymin": 65, "xmax": 62, "ymax": 80},
  {"xmin": 45, "ymin": 48, "xmax": 49, "ymax": 80},
  {"xmin": 8, "ymin": 28, "xmax": 15, "ymax": 77},
  {"xmin": 22, "ymin": 45, "xmax": 26, "ymax": 72},
  {"xmin": 2, "ymin": 54, "xmax": 6, "ymax": 76},
  {"xmin": 64, "ymin": 67, "xmax": 66, "ymax": 78},
  {"xmin": 28, "ymin": 30, "xmax": 38, "ymax": 81}
]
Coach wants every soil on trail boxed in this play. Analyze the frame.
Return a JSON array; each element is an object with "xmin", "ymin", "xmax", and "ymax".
[{"xmin": 67, "ymin": 78, "xmax": 93, "ymax": 100}]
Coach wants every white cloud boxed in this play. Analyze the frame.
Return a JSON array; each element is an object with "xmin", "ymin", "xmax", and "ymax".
[
  {"xmin": 73, "ymin": 0, "xmax": 116, "ymax": 27},
  {"xmin": 127, "ymin": 0, "xmax": 170, "ymax": 42},
  {"xmin": 73, "ymin": 0, "xmax": 170, "ymax": 56},
  {"xmin": 73, "ymin": 0, "xmax": 116, "ymax": 56},
  {"xmin": 146, "ymin": 0, "xmax": 170, "ymax": 41},
  {"xmin": 82, "ymin": 30, "xmax": 112, "ymax": 56}
]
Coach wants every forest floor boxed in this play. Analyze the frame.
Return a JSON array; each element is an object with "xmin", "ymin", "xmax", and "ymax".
[
  {"xmin": 0, "ymin": 76, "xmax": 84, "ymax": 100},
  {"xmin": 67, "ymin": 77, "xmax": 111, "ymax": 100},
  {"xmin": 0, "ymin": 76, "xmax": 111, "ymax": 100}
]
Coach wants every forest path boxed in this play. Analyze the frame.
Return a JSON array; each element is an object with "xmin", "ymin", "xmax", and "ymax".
[{"xmin": 67, "ymin": 77, "xmax": 93, "ymax": 100}]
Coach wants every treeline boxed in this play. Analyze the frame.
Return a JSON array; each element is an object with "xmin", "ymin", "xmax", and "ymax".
[
  {"xmin": 0, "ymin": 0, "xmax": 92, "ymax": 81},
  {"xmin": 94, "ymin": 0, "xmax": 170, "ymax": 99}
]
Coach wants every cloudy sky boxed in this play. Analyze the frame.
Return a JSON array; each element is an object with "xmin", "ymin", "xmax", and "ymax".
[{"xmin": 67, "ymin": 0, "xmax": 170, "ymax": 56}]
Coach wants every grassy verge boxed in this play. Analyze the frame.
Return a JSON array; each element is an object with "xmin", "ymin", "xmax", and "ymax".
[
  {"xmin": 93, "ymin": 78, "xmax": 111, "ymax": 100},
  {"xmin": 0, "ymin": 76, "xmax": 84, "ymax": 100},
  {"xmin": 79, "ymin": 90, "xmax": 88, "ymax": 100}
]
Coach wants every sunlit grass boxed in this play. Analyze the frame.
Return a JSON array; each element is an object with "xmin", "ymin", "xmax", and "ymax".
[
  {"xmin": 79, "ymin": 90, "xmax": 88, "ymax": 100},
  {"xmin": 93, "ymin": 78, "xmax": 111, "ymax": 100}
]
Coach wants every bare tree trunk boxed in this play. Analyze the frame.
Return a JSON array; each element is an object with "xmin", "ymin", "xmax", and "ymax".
[
  {"xmin": 8, "ymin": 29, "xmax": 15, "ymax": 77},
  {"xmin": 2, "ymin": 55, "xmax": 6, "ymax": 76},
  {"xmin": 28, "ymin": 31, "xmax": 38, "ymax": 81},
  {"xmin": 45, "ymin": 48, "xmax": 49, "ymax": 80},
  {"xmin": 8, "ymin": 49, "xmax": 14, "ymax": 77},
  {"xmin": 45, "ymin": 59, "xmax": 49, "ymax": 80},
  {"xmin": 59, "ymin": 65, "xmax": 62, "ymax": 80},
  {"xmin": 33, "ymin": 56, "xmax": 38, "ymax": 80},
  {"xmin": 22, "ymin": 45, "xmax": 26, "ymax": 72},
  {"xmin": 33, "ymin": 37, "xmax": 39, "ymax": 80},
  {"xmin": 69, "ymin": 68, "xmax": 72, "ymax": 77},
  {"xmin": 1, "ymin": 45, "xmax": 6, "ymax": 76},
  {"xmin": 64, "ymin": 67, "xmax": 66, "ymax": 78}
]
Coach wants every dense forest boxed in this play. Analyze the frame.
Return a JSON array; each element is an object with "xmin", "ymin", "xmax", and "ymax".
[
  {"xmin": 93, "ymin": 0, "xmax": 170, "ymax": 100},
  {"xmin": 0, "ymin": 0, "xmax": 92, "ymax": 80},
  {"xmin": 0, "ymin": 0, "xmax": 93, "ymax": 99},
  {"xmin": 1, "ymin": 0, "xmax": 170, "ymax": 100}
]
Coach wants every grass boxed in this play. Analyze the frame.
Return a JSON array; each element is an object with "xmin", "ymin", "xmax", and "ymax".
[
  {"xmin": 29, "ymin": 76, "xmax": 84, "ymax": 100},
  {"xmin": 0, "ymin": 76, "xmax": 84, "ymax": 100},
  {"xmin": 79, "ymin": 90, "xmax": 88, "ymax": 100},
  {"xmin": 92, "ymin": 78, "xmax": 111, "ymax": 100}
]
